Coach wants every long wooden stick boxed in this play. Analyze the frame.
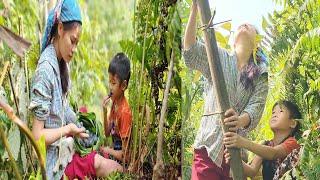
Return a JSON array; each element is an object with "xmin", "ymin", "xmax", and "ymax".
[
  {"xmin": 0, "ymin": 61, "xmax": 10, "ymax": 86},
  {"xmin": 196, "ymin": 0, "xmax": 244, "ymax": 179},
  {"xmin": 0, "ymin": 99, "xmax": 46, "ymax": 180},
  {"xmin": 8, "ymin": 68, "xmax": 21, "ymax": 118},
  {"xmin": 153, "ymin": 50, "xmax": 175, "ymax": 180}
]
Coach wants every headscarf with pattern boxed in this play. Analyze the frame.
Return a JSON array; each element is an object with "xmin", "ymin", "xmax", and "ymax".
[{"xmin": 41, "ymin": 0, "xmax": 82, "ymax": 53}]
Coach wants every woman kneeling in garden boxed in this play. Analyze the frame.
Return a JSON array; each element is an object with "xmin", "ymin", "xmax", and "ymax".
[{"xmin": 30, "ymin": 0, "xmax": 121, "ymax": 179}]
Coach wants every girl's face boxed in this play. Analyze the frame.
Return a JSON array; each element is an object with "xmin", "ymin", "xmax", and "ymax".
[
  {"xmin": 270, "ymin": 104, "xmax": 297, "ymax": 132},
  {"xmin": 108, "ymin": 73, "xmax": 127, "ymax": 101},
  {"xmin": 234, "ymin": 23, "xmax": 257, "ymax": 48},
  {"xmin": 57, "ymin": 22, "xmax": 81, "ymax": 62}
]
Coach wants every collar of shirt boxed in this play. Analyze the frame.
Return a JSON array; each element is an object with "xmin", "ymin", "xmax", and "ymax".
[{"xmin": 39, "ymin": 44, "xmax": 60, "ymax": 76}]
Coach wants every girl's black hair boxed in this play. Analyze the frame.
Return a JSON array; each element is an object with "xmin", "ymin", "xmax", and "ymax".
[
  {"xmin": 50, "ymin": 21, "xmax": 81, "ymax": 95},
  {"xmin": 108, "ymin": 53, "xmax": 131, "ymax": 87},
  {"xmin": 272, "ymin": 100, "xmax": 302, "ymax": 138}
]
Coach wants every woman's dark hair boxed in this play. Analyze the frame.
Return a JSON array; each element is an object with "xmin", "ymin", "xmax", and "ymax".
[
  {"xmin": 272, "ymin": 100, "xmax": 302, "ymax": 138},
  {"xmin": 50, "ymin": 21, "xmax": 81, "ymax": 95},
  {"xmin": 239, "ymin": 25, "xmax": 267, "ymax": 89},
  {"xmin": 108, "ymin": 53, "xmax": 131, "ymax": 87},
  {"xmin": 240, "ymin": 56, "xmax": 261, "ymax": 89}
]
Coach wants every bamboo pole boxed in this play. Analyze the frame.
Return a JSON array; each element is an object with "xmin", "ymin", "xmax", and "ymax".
[
  {"xmin": 153, "ymin": 50, "xmax": 175, "ymax": 180},
  {"xmin": 196, "ymin": 0, "xmax": 244, "ymax": 179}
]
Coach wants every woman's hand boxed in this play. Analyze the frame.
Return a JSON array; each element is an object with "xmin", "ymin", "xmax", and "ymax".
[
  {"xmin": 67, "ymin": 123, "xmax": 89, "ymax": 138},
  {"xmin": 224, "ymin": 108, "xmax": 241, "ymax": 132},
  {"xmin": 223, "ymin": 132, "xmax": 245, "ymax": 148},
  {"xmin": 101, "ymin": 146, "xmax": 113, "ymax": 154},
  {"xmin": 224, "ymin": 148, "xmax": 231, "ymax": 164}
]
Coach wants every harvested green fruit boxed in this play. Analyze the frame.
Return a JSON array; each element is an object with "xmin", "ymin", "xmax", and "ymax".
[{"xmin": 74, "ymin": 112, "xmax": 102, "ymax": 157}]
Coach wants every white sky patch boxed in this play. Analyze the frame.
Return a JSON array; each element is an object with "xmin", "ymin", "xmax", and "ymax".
[{"xmin": 208, "ymin": 0, "xmax": 282, "ymax": 46}]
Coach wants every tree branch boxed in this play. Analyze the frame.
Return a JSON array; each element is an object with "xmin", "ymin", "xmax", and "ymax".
[{"xmin": 153, "ymin": 50, "xmax": 175, "ymax": 180}]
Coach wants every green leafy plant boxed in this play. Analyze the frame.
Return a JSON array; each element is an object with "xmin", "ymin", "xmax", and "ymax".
[{"xmin": 74, "ymin": 112, "xmax": 103, "ymax": 157}]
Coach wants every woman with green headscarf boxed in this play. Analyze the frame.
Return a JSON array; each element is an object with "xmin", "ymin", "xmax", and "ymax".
[{"xmin": 30, "ymin": 0, "xmax": 122, "ymax": 179}]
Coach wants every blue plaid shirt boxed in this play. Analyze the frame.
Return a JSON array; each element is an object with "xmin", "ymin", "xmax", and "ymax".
[{"xmin": 29, "ymin": 44, "xmax": 76, "ymax": 179}]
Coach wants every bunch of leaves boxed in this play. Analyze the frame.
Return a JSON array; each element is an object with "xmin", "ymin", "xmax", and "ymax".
[
  {"xmin": 74, "ymin": 112, "xmax": 103, "ymax": 157},
  {"xmin": 126, "ymin": 0, "xmax": 181, "ymax": 114},
  {"xmin": 294, "ymin": 127, "xmax": 320, "ymax": 179}
]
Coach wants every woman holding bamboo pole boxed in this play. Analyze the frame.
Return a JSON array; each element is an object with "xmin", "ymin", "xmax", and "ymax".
[{"xmin": 183, "ymin": 1, "xmax": 269, "ymax": 179}]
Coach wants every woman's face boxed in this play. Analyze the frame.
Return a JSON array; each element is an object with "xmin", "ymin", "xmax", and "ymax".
[
  {"xmin": 234, "ymin": 23, "xmax": 257, "ymax": 47},
  {"xmin": 57, "ymin": 22, "xmax": 81, "ymax": 62}
]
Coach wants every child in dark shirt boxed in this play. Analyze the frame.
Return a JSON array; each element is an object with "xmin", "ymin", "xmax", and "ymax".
[{"xmin": 224, "ymin": 100, "xmax": 302, "ymax": 179}]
